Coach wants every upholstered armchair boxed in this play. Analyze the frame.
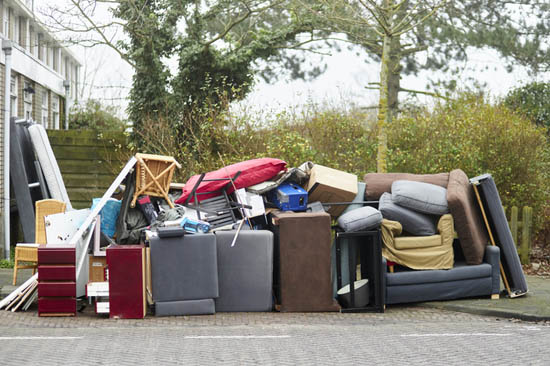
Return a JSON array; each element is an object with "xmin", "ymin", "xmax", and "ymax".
[{"xmin": 381, "ymin": 214, "xmax": 455, "ymax": 271}]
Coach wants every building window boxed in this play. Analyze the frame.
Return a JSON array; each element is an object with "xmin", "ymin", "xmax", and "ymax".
[
  {"xmin": 12, "ymin": 11, "xmax": 18, "ymax": 43},
  {"xmin": 29, "ymin": 26, "xmax": 34, "ymax": 54},
  {"xmin": 53, "ymin": 47, "xmax": 59, "ymax": 72},
  {"xmin": 19, "ymin": 16, "xmax": 25, "ymax": 48},
  {"xmin": 38, "ymin": 33, "xmax": 43, "ymax": 61},
  {"xmin": 52, "ymin": 95, "xmax": 59, "ymax": 129},
  {"xmin": 23, "ymin": 81, "xmax": 33, "ymax": 120},
  {"xmin": 41, "ymin": 90, "xmax": 49, "ymax": 128},
  {"xmin": 3, "ymin": 6, "xmax": 8, "ymax": 36},
  {"xmin": 10, "ymin": 74, "xmax": 18, "ymax": 117},
  {"xmin": 33, "ymin": 32, "xmax": 38, "ymax": 57}
]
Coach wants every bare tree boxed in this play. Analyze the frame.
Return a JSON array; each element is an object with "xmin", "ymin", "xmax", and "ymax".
[{"xmin": 301, "ymin": 0, "xmax": 446, "ymax": 172}]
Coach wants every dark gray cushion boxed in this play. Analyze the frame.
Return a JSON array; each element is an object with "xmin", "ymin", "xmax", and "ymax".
[
  {"xmin": 386, "ymin": 278, "xmax": 493, "ymax": 304},
  {"xmin": 214, "ymin": 230, "xmax": 273, "ymax": 312},
  {"xmin": 337, "ymin": 206, "xmax": 382, "ymax": 232},
  {"xmin": 150, "ymin": 233, "xmax": 218, "ymax": 302},
  {"xmin": 391, "ymin": 180, "xmax": 449, "ymax": 215},
  {"xmin": 379, "ymin": 192, "xmax": 438, "ymax": 236},
  {"xmin": 155, "ymin": 299, "xmax": 215, "ymax": 316}
]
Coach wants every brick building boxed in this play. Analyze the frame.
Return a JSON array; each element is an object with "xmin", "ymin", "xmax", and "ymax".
[{"xmin": 0, "ymin": 0, "xmax": 81, "ymax": 257}]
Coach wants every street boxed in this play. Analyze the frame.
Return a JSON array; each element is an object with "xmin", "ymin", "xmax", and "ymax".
[{"xmin": 1, "ymin": 306, "xmax": 549, "ymax": 365}]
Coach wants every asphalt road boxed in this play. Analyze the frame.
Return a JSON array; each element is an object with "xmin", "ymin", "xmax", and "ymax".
[{"xmin": 1, "ymin": 306, "xmax": 549, "ymax": 365}]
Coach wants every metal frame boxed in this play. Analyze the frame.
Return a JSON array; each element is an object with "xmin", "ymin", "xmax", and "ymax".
[{"xmin": 335, "ymin": 229, "xmax": 384, "ymax": 313}]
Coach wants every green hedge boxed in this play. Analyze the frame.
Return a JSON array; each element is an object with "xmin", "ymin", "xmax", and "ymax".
[{"xmin": 136, "ymin": 94, "xmax": 550, "ymax": 237}]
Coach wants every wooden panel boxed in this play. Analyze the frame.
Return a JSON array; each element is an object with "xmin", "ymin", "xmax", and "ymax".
[
  {"xmin": 57, "ymin": 159, "xmax": 114, "ymax": 174},
  {"xmin": 89, "ymin": 255, "xmax": 107, "ymax": 282},
  {"xmin": 45, "ymin": 130, "xmax": 129, "ymax": 212},
  {"xmin": 47, "ymin": 130, "xmax": 126, "ymax": 146},
  {"xmin": 50, "ymin": 145, "xmax": 117, "ymax": 161},
  {"xmin": 38, "ymin": 282, "xmax": 76, "ymax": 297},
  {"xmin": 62, "ymin": 173, "xmax": 115, "ymax": 189},
  {"xmin": 65, "ymin": 188, "xmax": 110, "ymax": 203}
]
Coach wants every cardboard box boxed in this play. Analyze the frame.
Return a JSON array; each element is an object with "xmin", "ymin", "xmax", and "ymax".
[
  {"xmin": 89, "ymin": 255, "xmax": 107, "ymax": 282},
  {"xmin": 305, "ymin": 164, "xmax": 358, "ymax": 218}
]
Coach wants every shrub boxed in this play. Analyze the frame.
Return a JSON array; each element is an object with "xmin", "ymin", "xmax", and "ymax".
[
  {"xmin": 70, "ymin": 100, "xmax": 127, "ymax": 132},
  {"xmin": 387, "ymin": 94, "xmax": 550, "ymax": 232},
  {"xmin": 504, "ymin": 82, "xmax": 550, "ymax": 131}
]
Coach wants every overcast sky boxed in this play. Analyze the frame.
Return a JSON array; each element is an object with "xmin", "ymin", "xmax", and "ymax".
[
  {"xmin": 43, "ymin": 1, "xmax": 547, "ymax": 119},
  {"xmin": 81, "ymin": 42, "xmax": 546, "ymax": 119}
]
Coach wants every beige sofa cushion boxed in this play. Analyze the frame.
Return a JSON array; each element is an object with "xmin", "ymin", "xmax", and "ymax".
[
  {"xmin": 381, "ymin": 214, "xmax": 455, "ymax": 270},
  {"xmin": 447, "ymin": 169, "xmax": 489, "ymax": 264}
]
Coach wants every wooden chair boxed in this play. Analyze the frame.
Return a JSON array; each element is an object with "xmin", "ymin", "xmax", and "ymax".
[
  {"xmin": 131, "ymin": 153, "xmax": 181, "ymax": 209},
  {"xmin": 12, "ymin": 199, "xmax": 66, "ymax": 285}
]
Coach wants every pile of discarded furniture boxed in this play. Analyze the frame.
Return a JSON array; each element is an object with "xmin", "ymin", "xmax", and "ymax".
[{"xmin": 0, "ymin": 119, "xmax": 528, "ymax": 317}]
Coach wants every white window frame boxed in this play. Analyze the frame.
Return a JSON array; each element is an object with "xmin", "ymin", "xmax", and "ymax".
[
  {"xmin": 2, "ymin": 5, "xmax": 8, "ymax": 36},
  {"xmin": 37, "ymin": 33, "xmax": 42, "ymax": 60},
  {"xmin": 23, "ymin": 80, "xmax": 33, "ymax": 119},
  {"xmin": 10, "ymin": 74, "xmax": 18, "ymax": 117},
  {"xmin": 52, "ymin": 95, "xmax": 59, "ymax": 129},
  {"xmin": 12, "ymin": 11, "xmax": 18, "ymax": 44},
  {"xmin": 41, "ymin": 89, "xmax": 49, "ymax": 128}
]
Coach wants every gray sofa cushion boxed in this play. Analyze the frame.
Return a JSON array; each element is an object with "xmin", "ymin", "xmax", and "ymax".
[
  {"xmin": 379, "ymin": 192, "xmax": 438, "ymax": 236},
  {"xmin": 337, "ymin": 206, "xmax": 382, "ymax": 232},
  {"xmin": 150, "ymin": 233, "xmax": 219, "ymax": 302},
  {"xmin": 391, "ymin": 180, "xmax": 449, "ymax": 215},
  {"xmin": 214, "ymin": 230, "xmax": 274, "ymax": 312}
]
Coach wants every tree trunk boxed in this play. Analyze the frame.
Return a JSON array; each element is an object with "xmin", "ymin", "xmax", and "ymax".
[
  {"xmin": 376, "ymin": 32, "xmax": 392, "ymax": 173},
  {"xmin": 387, "ymin": 34, "xmax": 402, "ymax": 119}
]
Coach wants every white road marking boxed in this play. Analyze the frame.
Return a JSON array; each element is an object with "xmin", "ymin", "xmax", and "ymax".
[
  {"xmin": 401, "ymin": 333, "xmax": 512, "ymax": 337},
  {"xmin": 0, "ymin": 336, "xmax": 83, "ymax": 340},
  {"xmin": 184, "ymin": 335, "xmax": 291, "ymax": 339}
]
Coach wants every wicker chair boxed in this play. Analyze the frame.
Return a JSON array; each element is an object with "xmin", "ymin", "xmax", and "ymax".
[
  {"xmin": 131, "ymin": 153, "xmax": 181, "ymax": 209},
  {"xmin": 12, "ymin": 199, "xmax": 66, "ymax": 285}
]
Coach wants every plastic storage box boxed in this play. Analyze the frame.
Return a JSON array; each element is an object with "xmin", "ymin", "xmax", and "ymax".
[{"xmin": 268, "ymin": 182, "xmax": 308, "ymax": 211}]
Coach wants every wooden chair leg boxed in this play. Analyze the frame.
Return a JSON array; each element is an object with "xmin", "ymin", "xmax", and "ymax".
[{"xmin": 12, "ymin": 259, "xmax": 18, "ymax": 286}]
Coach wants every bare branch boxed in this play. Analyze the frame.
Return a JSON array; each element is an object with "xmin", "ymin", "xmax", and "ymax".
[{"xmin": 399, "ymin": 86, "xmax": 451, "ymax": 100}]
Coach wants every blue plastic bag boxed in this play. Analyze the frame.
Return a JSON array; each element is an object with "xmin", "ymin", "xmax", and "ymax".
[{"xmin": 91, "ymin": 198, "xmax": 122, "ymax": 238}]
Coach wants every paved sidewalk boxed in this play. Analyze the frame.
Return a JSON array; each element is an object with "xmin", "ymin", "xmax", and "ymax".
[
  {"xmin": 1, "ymin": 268, "xmax": 549, "ymax": 322},
  {"xmin": 419, "ymin": 275, "xmax": 550, "ymax": 322}
]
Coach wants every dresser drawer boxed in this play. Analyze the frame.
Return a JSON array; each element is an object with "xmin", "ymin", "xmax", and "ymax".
[
  {"xmin": 38, "ymin": 297, "xmax": 76, "ymax": 315},
  {"xmin": 38, "ymin": 265, "xmax": 76, "ymax": 281},
  {"xmin": 38, "ymin": 281, "xmax": 76, "ymax": 297},
  {"xmin": 38, "ymin": 247, "xmax": 75, "ymax": 264}
]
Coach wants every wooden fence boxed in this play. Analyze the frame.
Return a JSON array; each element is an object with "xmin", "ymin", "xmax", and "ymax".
[
  {"xmin": 503, "ymin": 206, "xmax": 533, "ymax": 265},
  {"xmin": 47, "ymin": 130, "xmax": 129, "ymax": 209}
]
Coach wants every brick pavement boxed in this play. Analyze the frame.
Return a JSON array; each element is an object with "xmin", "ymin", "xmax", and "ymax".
[{"xmin": 0, "ymin": 308, "xmax": 549, "ymax": 365}]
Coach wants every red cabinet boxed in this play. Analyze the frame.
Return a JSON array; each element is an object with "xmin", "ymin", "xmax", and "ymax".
[
  {"xmin": 37, "ymin": 245, "xmax": 77, "ymax": 317},
  {"xmin": 107, "ymin": 245, "xmax": 146, "ymax": 319}
]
